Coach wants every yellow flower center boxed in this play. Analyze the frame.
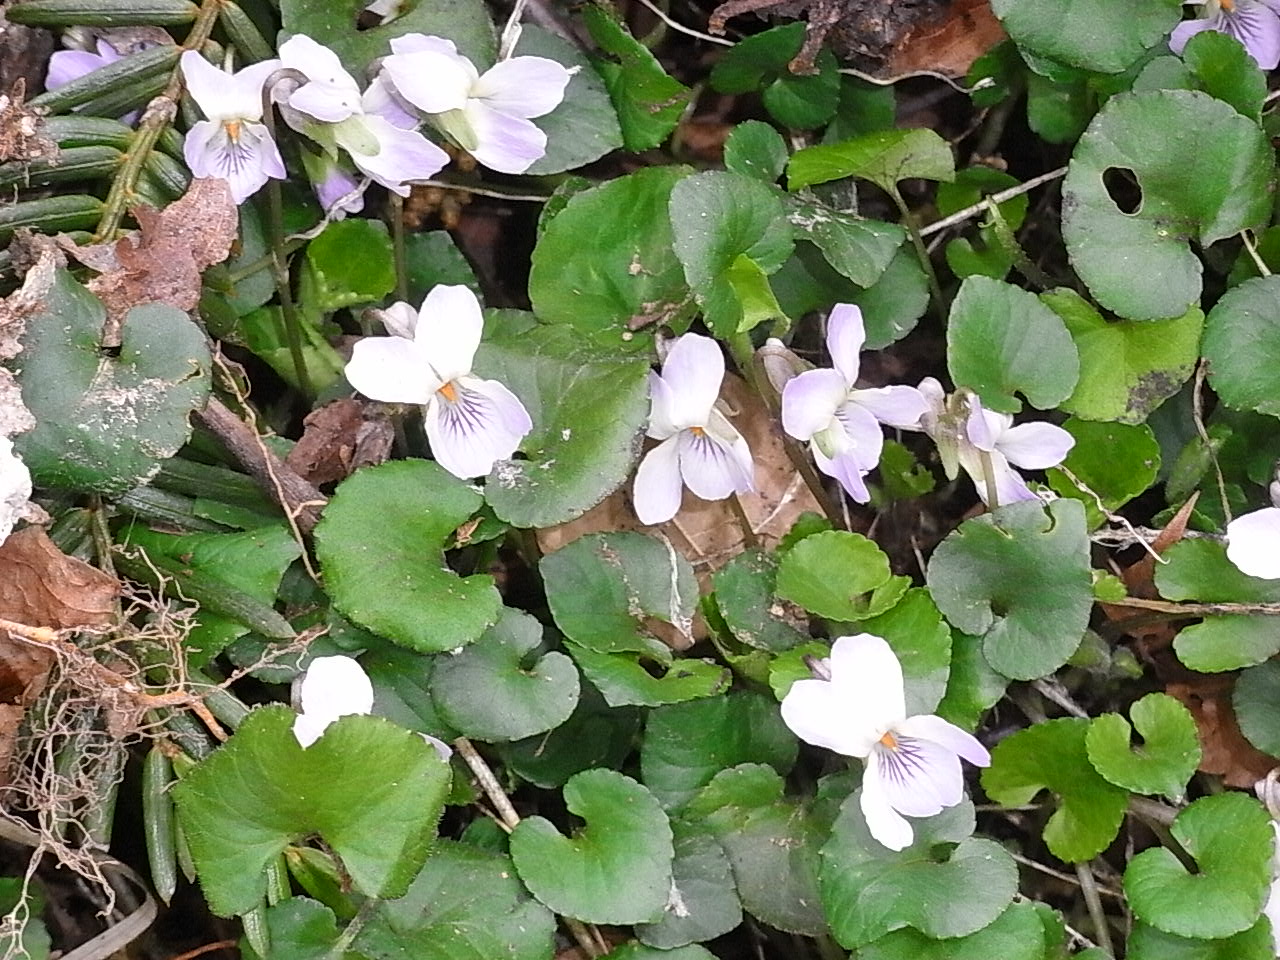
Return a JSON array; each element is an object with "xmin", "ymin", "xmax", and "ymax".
[
  {"xmin": 438, "ymin": 381, "xmax": 458, "ymax": 403},
  {"xmin": 879, "ymin": 731, "xmax": 898, "ymax": 750}
]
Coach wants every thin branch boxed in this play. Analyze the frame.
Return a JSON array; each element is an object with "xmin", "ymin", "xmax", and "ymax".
[
  {"xmin": 416, "ymin": 177, "xmax": 551, "ymax": 202},
  {"xmin": 1076, "ymin": 861, "xmax": 1115, "ymax": 957},
  {"xmin": 1241, "ymin": 229, "xmax": 1272, "ymax": 277},
  {"xmin": 919, "ymin": 166, "xmax": 1068, "ymax": 238},
  {"xmin": 1107, "ymin": 596, "xmax": 1280, "ymax": 617}
]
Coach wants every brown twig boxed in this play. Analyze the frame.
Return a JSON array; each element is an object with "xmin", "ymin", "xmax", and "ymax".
[{"xmin": 166, "ymin": 939, "xmax": 237, "ymax": 960}]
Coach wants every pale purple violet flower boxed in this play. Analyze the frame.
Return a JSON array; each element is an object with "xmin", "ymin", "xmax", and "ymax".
[
  {"xmin": 292, "ymin": 655, "xmax": 374, "ymax": 748},
  {"xmin": 301, "ymin": 150, "xmax": 365, "ymax": 217},
  {"xmin": 0, "ymin": 437, "xmax": 32, "ymax": 548},
  {"xmin": 781, "ymin": 304, "xmax": 928, "ymax": 502},
  {"xmin": 1170, "ymin": 0, "xmax": 1280, "ymax": 70},
  {"xmin": 278, "ymin": 34, "xmax": 449, "ymax": 198},
  {"xmin": 344, "ymin": 285, "xmax": 532, "ymax": 480},
  {"xmin": 47, "ymin": 38, "xmax": 142, "ymax": 124},
  {"xmin": 1226, "ymin": 480, "xmax": 1280, "ymax": 579},
  {"xmin": 917, "ymin": 378, "xmax": 1074, "ymax": 508},
  {"xmin": 632, "ymin": 334, "xmax": 755, "ymax": 525},
  {"xmin": 781, "ymin": 634, "xmax": 990, "ymax": 851},
  {"xmin": 379, "ymin": 34, "xmax": 572, "ymax": 174},
  {"xmin": 180, "ymin": 51, "xmax": 286, "ymax": 203}
]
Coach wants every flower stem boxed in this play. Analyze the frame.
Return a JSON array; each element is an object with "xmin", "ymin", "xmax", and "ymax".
[
  {"xmin": 1075, "ymin": 861, "xmax": 1114, "ymax": 957},
  {"xmin": 390, "ymin": 193, "xmax": 408, "ymax": 303},
  {"xmin": 94, "ymin": 0, "xmax": 223, "ymax": 242},
  {"xmin": 888, "ymin": 185, "xmax": 944, "ymax": 323},
  {"xmin": 265, "ymin": 178, "xmax": 314, "ymax": 396},
  {"xmin": 327, "ymin": 895, "xmax": 378, "ymax": 960}
]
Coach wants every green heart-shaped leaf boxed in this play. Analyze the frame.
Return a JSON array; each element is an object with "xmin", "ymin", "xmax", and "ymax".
[
  {"xmin": 354, "ymin": 842, "xmax": 556, "ymax": 960},
  {"xmin": 926, "ymin": 499, "xmax": 1092, "ymax": 680},
  {"xmin": 15, "ymin": 270, "xmax": 210, "ymax": 497},
  {"xmin": 1127, "ymin": 918, "xmax": 1276, "ymax": 960},
  {"xmin": 857, "ymin": 901, "xmax": 1046, "ymax": 960},
  {"xmin": 429, "ymin": 608, "xmax": 580, "ymax": 742},
  {"xmin": 509, "ymin": 769, "xmax": 674, "ymax": 924},
  {"xmin": 946, "ymin": 275, "xmax": 1079, "ymax": 413},
  {"xmin": 1203, "ymin": 275, "xmax": 1280, "ymax": 418},
  {"xmin": 820, "ymin": 793, "xmax": 1016, "ymax": 947},
  {"xmin": 634, "ymin": 822, "xmax": 742, "ymax": 949},
  {"xmin": 565, "ymin": 642, "xmax": 729, "ymax": 708},
  {"xmin": 314, "ymin": 460, "xmax": 501, "ymax": 653},
  {"xmin": 172, "ymin": 706, "xmax": 451, "ymax": 917},
  {"xmin": 776, "ymin": 530, "xmax": 908, "ymax": 622},
  {"xmin": 1086, "ymin": 693, "xmax": 1201, "ymax": 799},
  {"xmin": 1124, "ymin": 792, "xmax": 1272, "ymax": 938},
  {"xmin": 712, "ymin": 548, "xmax": 809, "ymax": 653},
  {"xmin": 475, "ymin": 325, "xmax": 649, "ymax": 527},
  {"xmin": 989, "ymin": 0, "xmax": 1182, "ymax": 73},
  {"xmin": 787, "ymin": 129, "xmax": 955, "ymax": 194},
  {"xmin": 982, "ymin": 718, "xmax": 1129, "ymax": 862}
]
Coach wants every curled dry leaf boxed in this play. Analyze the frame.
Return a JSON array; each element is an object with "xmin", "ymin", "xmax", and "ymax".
[
  {"xmin": 59, "ymin": 177, "xmax": 239, "ymax": 343},
  {"xmin": 285, "ymin": 397, "xmax": 395, "ymax": 487},
  {"xmin": 886, "ymin": 0, "xmax": 1005, "ymax": 79},
  {"xmin": 0, "ymin": 527, "xmax": 120, "ymax": 783},
  {"xmin": 1166, "ymin": 673, "xmax": 1279, "ymax": 788}
]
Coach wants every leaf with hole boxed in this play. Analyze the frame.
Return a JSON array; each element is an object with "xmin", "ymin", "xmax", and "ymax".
[
  {"xmin": 1062, "ymin": 90, "xmax": 1273, "ymax": 320},
  {"xmin": 509, "ymin": 769, "xmax": 673, "ymax": 924},
  {"xmin": 314, "ymin": 460, "xmax": 501, "ymax": 653}
]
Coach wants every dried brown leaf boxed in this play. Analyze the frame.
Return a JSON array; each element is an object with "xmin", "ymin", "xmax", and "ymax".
[
  {"xmin": 1167, "ymin": 674, "xmax": 1280, "ymax": 788},
  {"xmin": 286, "ymin": 397, "xmax": 394, "ymax": 487},
  {"xmin": 0, "ymin": 526, "xmax": 119, "ymax": 632},
  {"xmin": 887, "ymin": 0, "xmax": 1005, "ymax": 78},
  {"xmin": 60, "ymin": 177, "xmax": 239, "ymax": 338}
]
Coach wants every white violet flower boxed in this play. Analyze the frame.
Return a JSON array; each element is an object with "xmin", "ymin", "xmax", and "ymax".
[
  {"xmin": 781, "ymin": 633, "xmax": 990, "ymax": 851},
  {"xmin": 632, "ymin": 333, "xmax": 755, "ymax": 526},
  {"xmin": 379, "ymin": 34, "xmax": 572, "ymax": 174},
  {"xmin": 1226, "ymin": 479, "xmax": 1280, "ymax": 580},
  {"xmin": 277, "ymin": 34, "xmax": 449, "ymax": 200},
  {"xmin": 292, "ymin": 655, "xmax": 374, "ymax": 748},
  {"xmin": 179, "ymin": 51, "xmax": 286, "ymax": 204},
  {"xmin": 917, "ymin": 377, "xmax": 1074, "ymax": 507},
  {"xmin": 0, "ymin": 437, "xmax": 32, "ymax": 548},
  {"xmin": 344, "ymin": 284, "xmax": 532, "ymax": 480},
  {"xmin": 781, "ymin": 304, "xmax": 928, "ymax": 502}
]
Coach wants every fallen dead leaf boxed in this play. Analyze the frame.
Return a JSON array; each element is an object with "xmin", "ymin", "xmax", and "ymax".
[
  {"xmin": 887, "ymin": 0, "xmax": 1005, "ymax": 79},
  {"xmin": 1167, "ymin": 673, "xmax": 1280, "ymax": 788},
  {"xmin": 286, "ymin": 397, "xmax": 395, "ymax": 487},
  {"xmin": 59, "ymin": 177, "xmax": 239, "ymax": 344}
]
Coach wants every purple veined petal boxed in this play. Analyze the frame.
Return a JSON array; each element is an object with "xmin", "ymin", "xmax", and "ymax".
[
  {"xmin": 827, "ymin": 634, "xmax": 907, "ymax": 728},
  {"xmin": 46, "ymin": 49, "xmax": 109, "ymax": 90},
  {"xmin": 859, "ymin": 763, "xmax": 915, "ymax": 851},
  {"xmin": 363, "ymin": 73, "xmax": 421, "ymax": 129},
  {"xmin": 897, "ymin": 714, "xmax": 991, "ymax": 767},
  {"xmin": 780, "ymin": 368, "xmax": 847, "ymax": 442},
  {"xmin": 183, "ymin": 120, "xmax": 283, "ymax": 203},
  {"xmin": 1225, "ymin": 3, "xmax": 1280, "ymax": 69},
  {"xmin": 389, "ymin": 33, "xmax": 461, "ymax": 57},
  {"xmin": 345, "ymin": 114, "xmax": 450, "ymax": 196},
  {"xmin": 280, "ymin": 34, "xmax": 362, "ymax": 122},
  {"xmin": 676, "ymin": 423, "xmax": 753, "ymax": 501},
  {"xmin": 659, "ymin": 333, "xmax": 726, "ymax": 428},
  {"xmin": 826, "ymin": 303, "xmax": 867, "ymax": 386},
  {"xmin": 706, "ymin": 407, "xmax": 756, "ymax": 493},
  {"xmin": 424, "ymin": 377, "xmax": 530, "ymax": 479},
  {"xmin": 414, "ymin": 284, "xmax": 484, "ymax": 382},
  {"xmin": 996, "ymin": 420, "xmax": 1074, "ymax": 470},
  {"xmin": 298, "ymin": 655, "xmax": 374, "ymax": 719},
  {"xmin": 345, "ymin": 335, "xmax": 438, "ymax": 405},
  {"xmin": 381, "ymin": 50, "xmax": 475, "ymax": 115},
  {"xmin": 646, "ymin": 371, "xmax": 682, "ymax": 441},
  {"xmin": 780, "ymin": 676, "xmax": 875, "ymax": 757},
  {"xmin": 463, "ymin": 100, "xmax": 547, "ymax": 174},
  {"xmin": 1226, "ymin": 506, "xmax": 1280, "ymax": 579},
  {"xmin": 1169, "ymin": 15, "xmax": 1218, "ymax": 55},
  {"xmin": 181, "ymin": 119, "xmax": 221, "ymax": 178},
  {"xmin": 850, "ymin": 384, "xmax": 929, "ymax": 430},
  {"xmin": 472, "ymin": 55, "xmax": 572, "ymax": 119},
  {"xmin": 814, "ymin": 447, "xmax": 872, "ymax": 503},
  {"xmin": 380, "ymin": 301, "xmax": 419, "ymax": 339},
  {"xmin": 871, "ymin": 733, "xmax": 965, "ymax": 817},
  {"xmin": 632, "ymin": 436, "xmax": 684, "ymax": 525}
]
